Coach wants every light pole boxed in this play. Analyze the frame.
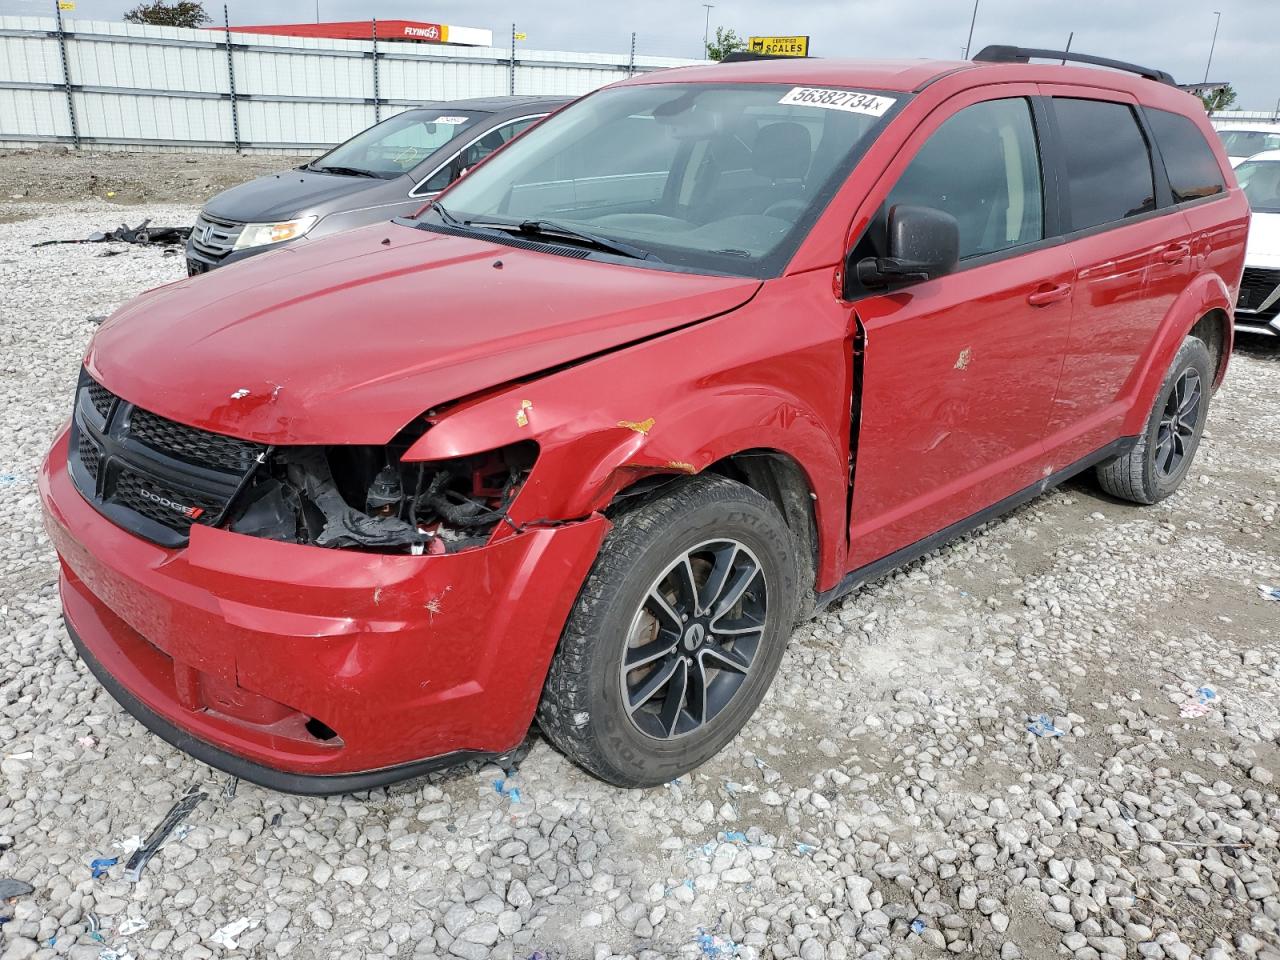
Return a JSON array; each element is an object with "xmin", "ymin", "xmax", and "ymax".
[
  {"xmin": 702, "ymin": 3, "xmax": 714, "ymax": 59},
  {"xmin": 1203, "ymin": 10, "xmax": 1221, "ymax": 83},
  {"xmin": 963, "ymin": 0, "xmax": 980, "ymax": 59}
]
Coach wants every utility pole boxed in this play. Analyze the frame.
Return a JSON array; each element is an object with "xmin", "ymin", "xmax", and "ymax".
[
  {"xmin": 509, "ymin": 23, "xmax": 516, "ymax": 95},
  {"xmin": 1204, "ymin": 10, "xmax": 1221, "ymax": 83},
  {"xmin": 963, "ymin": 0, "xmax": 980, "ymax": 59},
  {"xmin": 702, "ymin": 3, "xmax": 714, "ymax": 59},
  {"xmin": 314, "ymin": 0, "xmax": 319, "ymax": 23}
]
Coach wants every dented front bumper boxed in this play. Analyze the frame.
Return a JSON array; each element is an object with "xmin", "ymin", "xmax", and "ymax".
[{"xmin": 40, "ymin": 428, "xmax": 608, "ymax": 794}]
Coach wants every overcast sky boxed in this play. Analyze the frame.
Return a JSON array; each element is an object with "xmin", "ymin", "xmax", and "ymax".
[{"xmin": 3, "ymin": 0, "xmax": 1276, "ymax": 109}]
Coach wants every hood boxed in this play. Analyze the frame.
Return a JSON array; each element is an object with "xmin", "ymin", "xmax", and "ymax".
[
  {"xmin": 203, "ymin": 168, "xmax": 398, "ymax": 223},
  {"xmin": 1246, "ymin": 210, "xmax": 1280, "ymax": 270},
  {"xmin": 87, "ymin": 222, "xmax": 761, "ymax": 445}
]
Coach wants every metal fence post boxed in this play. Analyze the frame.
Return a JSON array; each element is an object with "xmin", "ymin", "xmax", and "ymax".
[
  {"xmin": 223, "ymin": 5, "xmax": 241, "ymax": 152},
  {"xmin": 371, "ymin": 18, "xmax": 380, "ymax": 123},
  {"xmin": 628, "ymin": 32, "xmax": 636, "ymax": 77},
  {"xmin": 53, "ymin": 0, "xmax": 80, "ymax": 148},
  {"xmin": 509, "ymin": 23, "xmax": 516, "ymax": 95}
]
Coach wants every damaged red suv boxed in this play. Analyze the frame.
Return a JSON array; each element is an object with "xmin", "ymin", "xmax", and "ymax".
[{"xmin": 41, "ymin": 47, "xmax": 1247, "ymax": 794}]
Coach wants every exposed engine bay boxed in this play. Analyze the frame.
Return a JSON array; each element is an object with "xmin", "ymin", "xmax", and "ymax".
[{"xmin": 227, "ymin": 441, "xmax": 537, "ymax": 554}]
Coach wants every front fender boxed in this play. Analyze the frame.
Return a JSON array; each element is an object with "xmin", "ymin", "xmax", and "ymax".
[
  {"xmin": 1120, "ymin": 269, "xmax": 1233, "ymax": 436},
  {"xmin": 403, "ymin": 299, "xmax": 852, "ymax": 587}
]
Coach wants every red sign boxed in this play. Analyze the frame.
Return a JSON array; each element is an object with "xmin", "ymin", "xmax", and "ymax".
[{"xmin": 219, "ymin": 20, "xmax": 449, "ymax": 43}]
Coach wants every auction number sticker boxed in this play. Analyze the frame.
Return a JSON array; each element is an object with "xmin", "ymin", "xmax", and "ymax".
[
  {"xmin": 778, "ymin": 87, "xmax": 896, "ymax": 117},
  {"xmin": 432, "ymin": 116, "xmax": 470, "ymax": 124}
]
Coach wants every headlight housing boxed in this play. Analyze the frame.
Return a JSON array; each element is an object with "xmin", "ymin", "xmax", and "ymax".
[{"xmin": 233, "ymin": 216, "xmax": 318, "ymax": 251}]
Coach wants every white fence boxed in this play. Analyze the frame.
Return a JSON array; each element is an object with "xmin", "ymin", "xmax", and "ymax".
[{"xmin": 0, "ymin": 15, "xmax": 698, "ymax": 153}]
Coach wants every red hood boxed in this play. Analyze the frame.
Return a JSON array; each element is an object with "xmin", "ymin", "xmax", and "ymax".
[{"xmin": 87, "ymin": 222, "xmax": 760, "ymax": 444}]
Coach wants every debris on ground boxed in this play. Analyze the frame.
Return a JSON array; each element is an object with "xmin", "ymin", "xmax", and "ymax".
[
  {"xmin": 31, "ymin": 218, "xmax": 191, "ymax": 248},
  {"xmin": 0, "ymin": 877, "xmax": 34, "ymax": 902},
  {"xmin": 1025, "ymin": 713, "xmax": 1065, "ymax": 737},
  {"xmin": 1258, "ymin": 583, "xmax": 1280, "ymax": 602},
  {"xmin": 1178, "ymin": 683, "xmax": 1219, "ymax": 719},
  {"xmin": 695, "ymin": 927, "xmax": 741, "ymax": 957},
  {"xmin": 123, "ymin": 784, "xmax": 206, "ymax": 882},
  {"xmin": 209, "ymin": 917, "xmax": 259, "ymax": 949},
  {"xmin": 115, "ymin": 917, "xmax": 148, "ymax": 936},
  {"xmin": 89, "ymin": 857, "xmax": 117, "ymax": 879},
  {"xmin": 493, "ymin": 778, "xmax": 522, "ymax": 803}
]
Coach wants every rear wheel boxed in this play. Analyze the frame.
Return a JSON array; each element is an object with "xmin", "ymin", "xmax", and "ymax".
[
  {"xmin": 1096, "ymin": 335, "xmax": 1212, "ymax": 504},
  {"xmin": 537, "ymin": 475, "xmax": 799, "ymax": 787}
]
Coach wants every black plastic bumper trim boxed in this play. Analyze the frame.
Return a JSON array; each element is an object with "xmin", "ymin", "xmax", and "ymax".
[{"xmin": 66, "ymin": 619, "xmax": 493, "ymax": 796}]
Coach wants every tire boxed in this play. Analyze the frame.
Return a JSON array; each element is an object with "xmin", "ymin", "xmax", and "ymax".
[
  {"xmin": 537, "ymin": 474, "xmax": 800, "ymax": 787},
  {"xmin": 1095, "ymin": 335, "xmax": 1212, "ymax": 504}
]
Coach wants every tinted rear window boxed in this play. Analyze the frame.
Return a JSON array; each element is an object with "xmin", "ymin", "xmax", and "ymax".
[
  {"xmin": 1054, "ymin": 98, "xmax": 1155, "ymax": 231},
  {"xmin": 1148, "ymin": 109, "xmax": 1226, "ymax": 203}
]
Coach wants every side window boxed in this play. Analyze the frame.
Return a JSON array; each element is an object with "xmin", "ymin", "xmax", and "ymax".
[
  {"xmin": 420, "ymin": 118, "xmax": 544, "ymax": 194},
  {"xmin": 1053, "ymin": 98, "xmax": 1155, "ymax": 230},
  {"xmin": 1147, "ymin": 108, "xmax": 1227, "ymax": 203},
  {"xmin": 887, "ymin": 98, "xmax": 1044, "ymax": 260}
]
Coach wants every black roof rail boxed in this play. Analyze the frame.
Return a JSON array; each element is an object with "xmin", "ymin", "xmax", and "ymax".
[
  {"xmin": 972, "ymin": 44, "xmax": 1176, "ymax": 86},
  {"xmin": 719, "ymin": 51, "xmax": 809, "ymax": 63}
]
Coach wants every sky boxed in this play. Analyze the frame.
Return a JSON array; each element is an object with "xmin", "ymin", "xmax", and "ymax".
[{"xmin": 3, "ymin": 0, "xmax": 1276, "ymax": 110}]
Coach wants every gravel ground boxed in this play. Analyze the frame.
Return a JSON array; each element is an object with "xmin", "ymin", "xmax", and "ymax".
[
  {"xmin": 0, "ymin": 149, "xmax": 295, "ymax": 214},
  {"xmin": 1, "ymin": 190, "xmax": 1278, "ymax": 960}
]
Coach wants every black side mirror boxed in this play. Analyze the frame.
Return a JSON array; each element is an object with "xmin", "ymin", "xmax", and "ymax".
[{"xmin": 855, "ymin": 205, "xmax": 960, "ymax": 288}]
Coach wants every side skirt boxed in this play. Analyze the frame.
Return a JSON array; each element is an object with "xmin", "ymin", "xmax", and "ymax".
[{"xmin": 817, "ymin": 436, "xmax": 1137, "ymax": 609}]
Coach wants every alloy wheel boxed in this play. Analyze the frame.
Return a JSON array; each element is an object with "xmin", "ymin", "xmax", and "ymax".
[
  {"xmin": 1154, "ymin": 367, "xmax": 1202, "ymax": 478},
  {"xmin": 619, "ymin": 539, "xmax": 768, "ymax": 740}
]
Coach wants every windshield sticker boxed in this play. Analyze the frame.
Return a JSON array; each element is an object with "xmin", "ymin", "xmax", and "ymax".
[
  {"xmin": 431, "ymin": 116, "xmax": 470, "ymax": 124},
  {"xmin": 778, "ymin": 87, "xmax": 896, "ymax": 117}
]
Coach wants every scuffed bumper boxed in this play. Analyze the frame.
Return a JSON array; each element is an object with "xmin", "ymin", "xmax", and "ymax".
[{"xmin": 40, "ymin": 428, "xmax": 608, "ymax": 793}]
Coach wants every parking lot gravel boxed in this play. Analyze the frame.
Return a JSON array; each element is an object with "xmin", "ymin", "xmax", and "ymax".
[{"xmin": 1, "ymin": 178, "xmax": 1278, "ymax": 960}]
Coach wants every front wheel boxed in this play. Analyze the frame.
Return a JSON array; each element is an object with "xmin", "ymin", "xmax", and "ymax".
[
  {"xmin": 1095, "ymin": 335, "xmax": 1212, "ymax": 504},
  {"xmin": 537, "ymin": 475, "xmax": 799, "ymax": 787}
]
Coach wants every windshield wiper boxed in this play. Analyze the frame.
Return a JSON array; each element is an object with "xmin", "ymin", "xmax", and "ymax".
[
  {"xmin": 464, "ymin": 218, "xmax": 660, "ymax": 262},
  {"xmin": 429, "ymin": 201, "xmax": 463, "ymax": 227},
  {"xmin": 309, "ymin": 164, "xmax": 383, "ymax": 178}
]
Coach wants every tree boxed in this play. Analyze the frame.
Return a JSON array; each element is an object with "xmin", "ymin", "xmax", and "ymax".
[
  {"xmin": 705, "ymin": 26, "xmax": 746, "ymax": 62},
  {"xmin": 123, "ymin": 1, "xmax": 210, "ymax": 28},
  {"xmin": 1198, "ymin": 84, "xmax": 1238, "ymax": 113}
]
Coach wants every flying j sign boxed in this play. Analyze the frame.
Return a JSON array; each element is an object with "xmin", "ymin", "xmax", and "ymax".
[{"xmin": 748, "ymin": 35, "xmax": 809, "ymax": 57}]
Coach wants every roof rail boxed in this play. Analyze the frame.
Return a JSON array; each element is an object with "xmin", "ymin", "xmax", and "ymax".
[
  {"xmin": 719, "ymin": 51, "xmax": 808, "ymax": 63},
  {"xmin": 972, "ymin": 44, "xmax": 1176, "ymax": 86}
]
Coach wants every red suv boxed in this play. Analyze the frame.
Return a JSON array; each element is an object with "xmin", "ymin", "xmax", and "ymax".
[{"xmin": 40, "ymin": 47, "xmax": 1248, "ymax": 793}]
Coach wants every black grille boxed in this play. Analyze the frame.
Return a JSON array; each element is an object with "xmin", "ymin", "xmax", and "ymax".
[
  {"xmin": 1238, "ymin": 267, "xmax": 1280, "ymax": 316},
  {"xmin": 69, "ymin": 370, "xmax": 268, "ymax": 547},
  {"xmin": 78, "ymin": 432, "xmax": 101, "ymax": 482},
  {"xmin": 112, "ymin": 469, "xmax": 223, "ymax": 530},
  {"xmin": 86, "ymin": 381, "xmax": 115, "ymax": 419},
  {"xmin": 129, "ymin": 408, "xmax": 263, "ymax": 472}
]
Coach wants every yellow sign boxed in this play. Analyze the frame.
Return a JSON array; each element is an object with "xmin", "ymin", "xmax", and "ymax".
[
  {"xmin": 514, "ymin": 31, "xmax": 527, "ymax": 40},
  {"xmin": 57, "ymin": 0, "xmax": 75, "ymax": 8},
  {"xmin": 748, "ymin": 35, "xmax": 809, "ymax": 57}
]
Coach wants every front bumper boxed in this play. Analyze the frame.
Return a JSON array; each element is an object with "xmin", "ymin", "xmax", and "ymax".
[
  {"xmin": 1233, "ymin": 314, "xmax": 1279, "ymax": 337},
  {"xmin": 40, "ymin": 428, "xmax": 608, "ymax": 793},
  {"xmin": 184, "ymin": 236, "xmax": 302, "ymax": 275}
]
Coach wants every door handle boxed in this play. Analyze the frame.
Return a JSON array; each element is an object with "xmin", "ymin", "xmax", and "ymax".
[
  {"xmin": 1160, "ymin": 243, "xmax": 1190, "ymax": 263},
  {"xmin": 1027, "ymin": 282, "xmax": 1072, "ymax": 307}
]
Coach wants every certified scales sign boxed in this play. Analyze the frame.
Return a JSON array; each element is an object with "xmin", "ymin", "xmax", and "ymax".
[{"xmin": 748, "ymin": 35, "xmax": 809, "ymax": 57}]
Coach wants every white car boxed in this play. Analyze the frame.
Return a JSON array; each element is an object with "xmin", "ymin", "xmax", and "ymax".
[
  {"xmin": 1215, "ymin": 123, "xmax": 1280, "ymax": 168},
  {"xmin": 1234, "ymin": 149, "xmax": 1280, "ymax": 337}
]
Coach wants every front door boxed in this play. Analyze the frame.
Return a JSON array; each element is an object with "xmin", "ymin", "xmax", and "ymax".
[{"xmin": 845, "ymin": 93, "xmax": 1073, "ymax": 569}]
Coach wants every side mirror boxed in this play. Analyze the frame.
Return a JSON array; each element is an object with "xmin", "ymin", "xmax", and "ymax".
[{"xmin": 855, "ymin": 205, "xmax": 960, "ymax": 288}]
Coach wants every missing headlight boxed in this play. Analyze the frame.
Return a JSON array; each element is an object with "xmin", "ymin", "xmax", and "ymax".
[{"xmin": 225, "ymin": 441, "xmax": 537, "ymax": 554}]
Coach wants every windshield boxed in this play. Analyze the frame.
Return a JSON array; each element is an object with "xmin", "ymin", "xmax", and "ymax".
[
  {"xmin": 1217, "ymin": 129, "xmax": 1280, "ymax": 158},
  {"xmin": 311, "ymin": 110, "xmax": 484, "ymax": 178},
  {"xmin": 1236, "ymin": 159, "xmax": 1280, "ymax": 213},
  {"xmin": 431, "ymin": 83, "xmax": 900, "ymax": 276}
]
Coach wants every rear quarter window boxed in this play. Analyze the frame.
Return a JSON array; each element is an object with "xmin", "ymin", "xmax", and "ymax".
[
  {"xmin": 1147, "ymin": 108, "xmax": 1227, "ymax": 203},
  {"xmin": 1053, "ymin": 98, "xmax": 1155, "ymax": 232}
]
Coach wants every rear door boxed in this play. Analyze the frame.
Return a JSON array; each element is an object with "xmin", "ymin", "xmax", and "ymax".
[
  {"xmin": 845, "ymin": 89, "xmax": 1074, "ymax": 568},
  {"xmin": 1037, "ymin": 90, "xmax": 1193, "ymax": 464}
]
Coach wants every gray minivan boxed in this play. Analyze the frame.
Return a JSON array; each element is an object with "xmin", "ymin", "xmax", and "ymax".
[{"xmin": 186, "ymin": 95, "xmax": 569, "ymax": 273}]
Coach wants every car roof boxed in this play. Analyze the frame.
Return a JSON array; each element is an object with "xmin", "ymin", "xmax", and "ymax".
[
  {"xmin": 615, "ymin": 57, "xmax": 1196, "ymax": 103},
  {"xmin": 1239, "ymin": 149, "xmax": 1280, "ymax": 163},
  {"xmin": 409, "ymin": 95, "xmax": 571, "ymax": 114}
]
